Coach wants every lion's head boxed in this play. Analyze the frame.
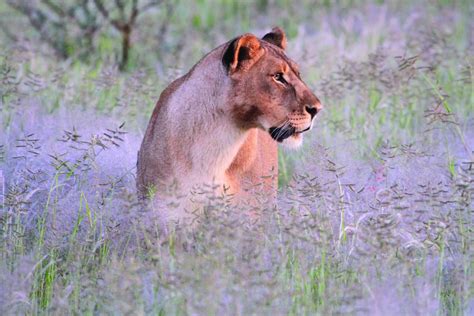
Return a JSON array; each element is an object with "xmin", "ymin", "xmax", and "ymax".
[{"xmin": 223, "ymin": 27, "xmax": 322, "ymax": 148}]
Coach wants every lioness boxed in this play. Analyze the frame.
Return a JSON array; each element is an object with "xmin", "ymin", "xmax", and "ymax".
[{"xmin": 137, "ymin": 27, "xmax": 322, "ymax": 215}]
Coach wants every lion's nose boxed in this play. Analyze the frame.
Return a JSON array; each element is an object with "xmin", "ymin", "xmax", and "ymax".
[
  {"xmin": 305, "ymin": 105, "xmax": 318, "ymax": 119},
  {"xmin": 305, "ymin": 99, "xmax": 323, "ymax": 119}
]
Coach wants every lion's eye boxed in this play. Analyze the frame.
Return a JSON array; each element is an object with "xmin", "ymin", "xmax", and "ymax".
[{"xmin": 273, "ymin": 72, "xmax": 287, "ymax": 84}]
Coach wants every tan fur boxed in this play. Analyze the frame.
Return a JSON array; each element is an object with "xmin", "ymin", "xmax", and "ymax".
[{"xmin": 137, "ymin": 28, "xmax": 322, "ymax": 220}]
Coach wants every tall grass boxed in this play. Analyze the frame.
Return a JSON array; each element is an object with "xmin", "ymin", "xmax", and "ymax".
[{"xmin": 1, "ymin": 1, "xmax": 473, "ymax": 315}]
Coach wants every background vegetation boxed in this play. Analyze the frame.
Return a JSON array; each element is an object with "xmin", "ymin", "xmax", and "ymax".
[{"xmin": 0, "ymin": 0, "xmax": 473, "ymax": 314}]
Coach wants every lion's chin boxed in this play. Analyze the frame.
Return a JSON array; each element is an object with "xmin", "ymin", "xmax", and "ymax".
[{"xmin": 281, "ymin": 133, "xmax": 303, "ymax": 149}]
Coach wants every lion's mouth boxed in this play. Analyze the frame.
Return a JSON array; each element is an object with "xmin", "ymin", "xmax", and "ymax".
[
  {"xmin": 269, "ymin": 125, "xmax": 295, "ymax": 142},
  {"xmin": 269, "ymin": 125, "xmax": 311, "ymax": 142}
]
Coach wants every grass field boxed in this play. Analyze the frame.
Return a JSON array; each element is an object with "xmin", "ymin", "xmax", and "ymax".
[{"xmin": 0, "ymin": 1, "xmax": 473, "ymax": 315}]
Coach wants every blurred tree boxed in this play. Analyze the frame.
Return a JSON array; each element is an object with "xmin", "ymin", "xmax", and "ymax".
[
  {"xmin": 6, "ymin": 0, "xmax": 101, "ymax": 61},
  {"xmin": 92, "ymin": 0, "xmax": 163, "ymax": 70},
  {"xmin": 4, "ymin": 0, "xmax": 165, "ymax": 71}
]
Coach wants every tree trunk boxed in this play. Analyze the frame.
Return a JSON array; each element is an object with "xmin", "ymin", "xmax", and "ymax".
[{"xmin": 120, "ymin": 25, "xmax": 131, "ymax": 71}]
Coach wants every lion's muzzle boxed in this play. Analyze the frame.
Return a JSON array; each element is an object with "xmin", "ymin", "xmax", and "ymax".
[{"xmin": 268, "ymin": 102, "xmax": 322, "ymax": 142}]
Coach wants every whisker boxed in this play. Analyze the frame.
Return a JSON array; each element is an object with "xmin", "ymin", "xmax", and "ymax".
[
  {"xmin": 274, "ymin": 121, "xmax": 291, "ymax": 141},
  {"xmin": 271, "ymin": 119, "xmax": 289, "ymax": 138}
]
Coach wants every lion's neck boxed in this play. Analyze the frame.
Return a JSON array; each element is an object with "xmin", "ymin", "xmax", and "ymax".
[
  {"xmin": 166, "ymin": 57, "xmax": 250, "ymax": 187},
  {"xmin": 191, "ymin": 118, "xmax": 248, "ymax": 182}
]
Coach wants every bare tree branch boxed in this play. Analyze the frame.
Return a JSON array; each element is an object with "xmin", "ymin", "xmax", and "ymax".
[
  {"xmin": 7, "ymin": 0, "xmax": 68, "ymax": 58},
  {"xmin": 114, "ymin": 0, "xmax": 125, "ymax": 21},
  {"xmin": 156, "ymin": 0, "xmax": 176, "ymax": 45},
  {"xmin": 130, "ymin": 0, "xmax": 139, "ymax": 25},
  {"xmin": 138, "ymin": 0, "xmax": 163, "ymax": 16},
  {"xmin": 0, "ymin": 18, "xmax": 18, "ymax": 42},
  {"xmin": 41, "ymin": 0, "xmax": 66, "ymax": 17}
]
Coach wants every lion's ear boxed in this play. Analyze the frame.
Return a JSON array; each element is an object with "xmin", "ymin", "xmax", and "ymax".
[
  {"xmin": 262, "ymin": 27, "xmax": 287, "ymax": 50},
  {"xmin": 222, "ymin": 34, "xmax": 264, "ymax": 74}
]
